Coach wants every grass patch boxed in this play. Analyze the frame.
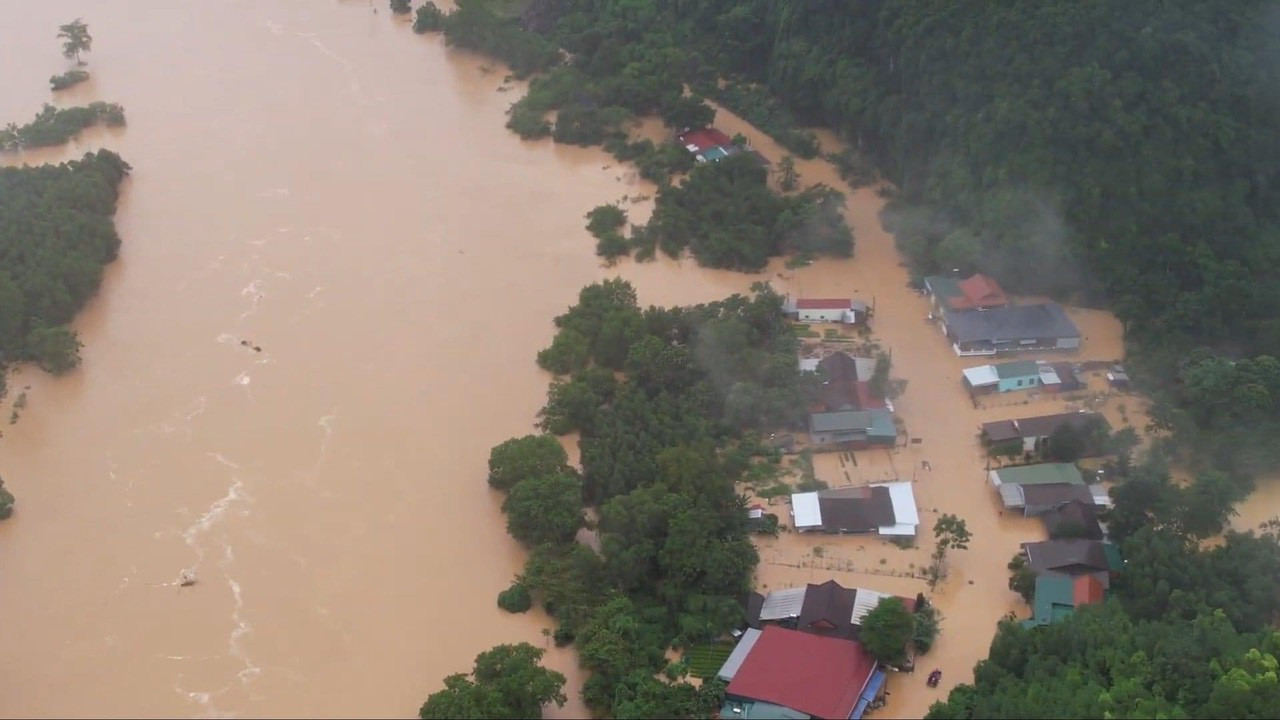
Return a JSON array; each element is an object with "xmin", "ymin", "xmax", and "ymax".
[{"xmin": 684, "ymin": 642, "xmax": 734, "ymax": 679}]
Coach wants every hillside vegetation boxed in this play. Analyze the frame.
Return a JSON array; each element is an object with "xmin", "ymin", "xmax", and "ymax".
[{"xmin": 416, "ymin": 0, "xmax": 1280, "ymax": 470}]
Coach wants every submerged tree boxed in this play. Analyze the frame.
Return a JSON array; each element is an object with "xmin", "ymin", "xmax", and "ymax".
[
  {"xmin": 860, "ymin": 596, "xmax": 916, "ymax": 666},
  {"xmin": 929, "ymin": 514, "xmax": 971, "ymax": 587},
  {"xmin": 58, "ymin": 19, "xmax": 92, "ymax": 65},
  {"xmin": 418, "ymin": 643, "xmax": 567, "ymax": 720}
]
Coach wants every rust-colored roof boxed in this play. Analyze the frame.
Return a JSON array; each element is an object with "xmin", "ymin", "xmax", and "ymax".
[
  {"xmin": 942, "ymin": 271, "xmax": 1008, "ymax": 308},
  {"xmin": 948, "ymin": 273, "xmax": 1009, "ymax": 310},
  {"xmin": 725, "ymin": 625, "xmax": 876, "ymax": 719},
  {"xmin": 1073, "ymin": 574, "xmax": 1106, "ymax": 606},
  {"xmin": 678, "ymin": 128, "xmax": 734, "ymax": 153},
  {"xmin": 796, "ymin": 298, "xmax": 853, "ymax": 310}
]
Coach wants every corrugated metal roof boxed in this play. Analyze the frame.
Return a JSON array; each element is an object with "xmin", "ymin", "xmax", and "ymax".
[
  {"xmin": 995, "ymin": 360, "xmax": 1041, "ymax": 379},
  {"xmin": 759, "ymin": 588, "xmax": 808, "ymax": 621},
  {"xmin": 850, "ymin": 590, "xmax": 890, "ymax": 625},
  {"xmin": 963, "ymin": 365, "xmax": 1000, "ymax": 386},
  {"xmin": 717, "ymin": 628, "xmax": 763, "ymax": 681},
  {"xmin": 854, "ymin": 357, "xmax": 877, "ymax": 382},
  {"xmin": 994, "ymin": 463, "xmax": 1084, "ymax": 486},
  {"xmin": 943, "ymin": 303, "xmax": 1081, "ymax": 344},
  {"xmin": 791, "ymin": 492, "xmax": 822, "ymax": 529},
  {"xmin": 725, "ymin": 626, "xmax": 876, "ymax": 720},
  {"xmin": 873, "ymin": 482, "xmax": 919, "ymax": 528},
  {"xmin": 1091, "ymin": 486, "xmax": 1113, "ymax": 507},
  {"xmin": 810, "ymin": 410, "xmax": 872, "ymax": 433},
  {"xmin": 868, "ymin": 409, "xmax": 897, "ymax": 440},
  {"xmin": 999, "ymin": 483, "xmax": 1026, "ymax": 508},
  {"xmin": 796, "ymin": 298, "xmax": 853, "ymax": 310}
]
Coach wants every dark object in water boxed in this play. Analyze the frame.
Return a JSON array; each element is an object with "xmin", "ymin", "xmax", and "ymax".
[
  {"xmin": 927, "ymin": 669, "xmax": 942, "ymax": 688},
  {"xmin": 253, "ymin": 346, "xmax": 262, "ymax": 352}
]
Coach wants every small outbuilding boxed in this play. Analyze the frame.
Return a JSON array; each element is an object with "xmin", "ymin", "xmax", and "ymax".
[{"xmin": 785, "ymin": 297, "xmax": 870, "ymax": 325}]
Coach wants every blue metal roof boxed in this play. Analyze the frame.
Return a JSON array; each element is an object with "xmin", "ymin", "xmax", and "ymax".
[{"xmin": 851, "ymin": 669, "xmax": 888, "ymax": 719}]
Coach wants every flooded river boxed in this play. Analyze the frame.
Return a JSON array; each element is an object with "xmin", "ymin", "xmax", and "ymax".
[{"xmin": 0, "ymin": 2, "xmax": 629, "ymax": 716}]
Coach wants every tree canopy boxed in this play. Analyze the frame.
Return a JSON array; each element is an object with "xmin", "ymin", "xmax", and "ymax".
[
  {"xmin": 501, "ymin": 471, "xmax": 584, "ymax": 547},
  {"xmin": 859, "ymin": 596, "xmax": 915, "ymax": 667},
  {"xmin": 57, "ymin": 19, "xmax": 92, "ymax": 65},
  {"xmin": 419, "ymin": 643, "xmax": 567, "ymax": 720},
  {"xmin": 486, "ymin": 434, "xmax": 569, "ymax": 491},
  {"xmin": 0, "ymin": 150, "xmax": 129, "ymax": 376}
]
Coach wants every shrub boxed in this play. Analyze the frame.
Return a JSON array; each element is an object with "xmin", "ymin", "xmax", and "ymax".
[
  {"xmin": 49, "ymin": 70, "xmax": 90, "ymax": 91},
  {"xmin": 497, "ymin": 582, "xmax": 532, "ymax": 613}
]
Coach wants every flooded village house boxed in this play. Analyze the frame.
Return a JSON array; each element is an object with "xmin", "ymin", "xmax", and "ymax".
[
  {"xmin": 980, "ymin": 411, "xmax": 1111, "ymax": 455},
  {"xmin": 785, "ymin": 296, "xmax": 871, "ymax": 326},
  {"xmin": 924, "ymin": 273, "xmax": 1081, "ymax": 356},
  {"xmin": 719, "ymin": 580, "xmax": 917, "ymax": 718},
  {"xmin": 791, "ymin": 482, "xmax": 920, "ymax": 537}
]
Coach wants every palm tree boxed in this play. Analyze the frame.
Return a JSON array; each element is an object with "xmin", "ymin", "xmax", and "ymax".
[{"xmin": 58, "ymin": 19, "xmax": 92, "ymax": 65}]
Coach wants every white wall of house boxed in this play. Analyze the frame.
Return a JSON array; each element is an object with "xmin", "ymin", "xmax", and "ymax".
[{"xmin": 797, "ymin": 307, "xmax": 848, "ymax": 323}]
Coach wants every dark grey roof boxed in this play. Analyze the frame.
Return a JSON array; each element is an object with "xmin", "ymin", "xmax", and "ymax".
[
  {"xmin": 816, "ymin": 486, "xmax": 896, "ymax": 531},
  {"xmin": 983, "ymin": 412, "xmax": 1108, "ymax": 442},
  {"xmin": 745, "ymin": 591, "xmax": 766, "ymax": 628},
  {"xmin": 1040, "ymin": 501, "xmax": 1104, "ymax": 540},
  {"xmin": 1022, "ymin": 539, "xmax": 1110, "ymax": 574},
  {"xmin": 944, "ymin": 304, "xmax": 1080, "ymax": 344},
  {"xmin": 818, "ymin": 352, "xmax": 861, "ymax": 382},
  {"xmin": 1020, "ymin": 483, "xmax": 1096, "ymax": 511},
  {"xmin": 797, "ymin": 580, "xmax": 857, "ymax": 638}
]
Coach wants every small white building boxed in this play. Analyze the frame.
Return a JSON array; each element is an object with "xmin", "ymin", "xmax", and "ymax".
[{"xmin": 785, "ymin": 298, "xmax": 869, "ymax": 324}]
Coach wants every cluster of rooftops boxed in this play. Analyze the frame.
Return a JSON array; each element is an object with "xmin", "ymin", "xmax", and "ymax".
[{"xmin": 717, "ymin": 580, "xmax": 918, "ymax": 719}]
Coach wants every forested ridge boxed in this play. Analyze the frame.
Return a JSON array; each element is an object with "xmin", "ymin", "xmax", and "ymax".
[
  {"xmin": 414, "ymin": 0, "xmax": 1280, "ymax": 472},
  {"xmin": 0, "ymin": 150, "xmax": 130, "ymax": 385}
]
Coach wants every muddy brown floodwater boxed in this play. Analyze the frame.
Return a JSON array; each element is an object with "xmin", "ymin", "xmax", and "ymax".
[{"xmin": 5, "ymin": 3, "xmax": 1270, "ymax": 720}]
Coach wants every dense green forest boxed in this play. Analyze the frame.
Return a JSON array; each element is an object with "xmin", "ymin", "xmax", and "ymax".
[
  {"xmin": 0, "ymin": 150, "xmax": 130, "ymax": 383},
  {"xmin": 420, "ymin": 280, "xmax": 813, "ymax": 717},
  {"xmin": 929, "ymin": 454, "xmax": 1280, "ymax": 719},
  {"xmin": 411, "ymin": 0, "xmax": 1280, "ymax": 471},
  {"xmin": 0, "ymin": 102, "xmax": 125, "ymax": 151}
]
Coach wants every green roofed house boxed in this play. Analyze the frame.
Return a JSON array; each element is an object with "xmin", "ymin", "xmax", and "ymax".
[
  {"xmin": 1022, "ymin": 573, "xmax": 1108, "ymax": 628},
  {"xmin": 808, "ymin": 408, "xmax": 897, "ymax": 449},
  {"xmin": 994, "ymin": 360, "xmax": 1043, "ymax": 392},
  {"xmin": 987, "ymin": 462, "xmax": 1084, "ymax": 489},
  {"xmin": 962, "ymin": 359, "xmax": 1044, "ymax": 393}
]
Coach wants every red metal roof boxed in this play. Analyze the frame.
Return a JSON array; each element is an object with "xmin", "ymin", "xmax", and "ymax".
[
  {"xmin": 678, "ymin": 128, "xmax": 735, "ymax": 153},
  {"xmin": 796, "ymin": 298, "xmax": 853, "ymax": 310},
  {"xmin": 950, "ymin": 273, "xmax": 1009, "ymax": 309},
  {"xmin": 1073, "ymin": 574, "xmax": 1106, "ymax": 607},
  {"xmin": 726, "ymin": 625, "xmax": 876, "ymax": 719}
]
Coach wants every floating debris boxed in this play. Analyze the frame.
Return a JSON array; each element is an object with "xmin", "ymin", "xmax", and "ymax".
[{"xmin": 178, "ymin": 568, "xmax": 197, "ymax": 587}]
